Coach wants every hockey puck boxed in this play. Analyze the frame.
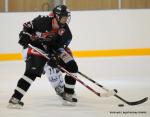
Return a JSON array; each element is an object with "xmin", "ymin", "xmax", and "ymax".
[
  {"xmin": 118, "ymin": 104, "xmax": 124, "ymax": 107},
  {"xmin": 114, "ymin": 89, "xmax": 118, "ymax": 93}
]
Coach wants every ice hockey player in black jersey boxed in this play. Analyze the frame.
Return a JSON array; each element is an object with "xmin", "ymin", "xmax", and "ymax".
[{"xmin": 8, "ymin": 5, "xmax": 78, "ymax": 108}]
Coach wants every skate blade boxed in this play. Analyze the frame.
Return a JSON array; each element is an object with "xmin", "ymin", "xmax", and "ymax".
[
  {"xmin": 7, "ymin": 103, "xmax": 23, "ymax": 109},
  {"xmin": 62, "ymin": 100, "xmax": 77, "ymax": 106}
]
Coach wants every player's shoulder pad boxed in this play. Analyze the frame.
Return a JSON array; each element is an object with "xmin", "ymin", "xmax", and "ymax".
[{"xmin": 33, "ymin": 15, "xmax": 52, "ymax": 21}]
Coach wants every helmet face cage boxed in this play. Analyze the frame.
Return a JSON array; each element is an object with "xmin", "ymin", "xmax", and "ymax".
[{"xmin": 53, "ymin": 5, "xmax": 71, "ymax": 25}]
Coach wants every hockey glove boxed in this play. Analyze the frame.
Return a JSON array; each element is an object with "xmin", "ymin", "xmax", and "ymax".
[
  {"xmin": 18, "ymin": 31, "xmax": 32, "ymax": 48},
  {"xmin": 47, "ymin": 54, "xmax": 59, "ymax": 68}
]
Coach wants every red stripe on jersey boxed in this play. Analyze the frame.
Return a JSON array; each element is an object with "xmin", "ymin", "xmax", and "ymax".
[{"xmin": 27, "ymin": 48, "xmax": 43, "ymax": 57}]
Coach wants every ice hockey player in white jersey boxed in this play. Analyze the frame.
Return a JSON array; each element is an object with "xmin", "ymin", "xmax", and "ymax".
[{"xmin": 43, "ymin": 46, "xmax": 77, "ymax": 106}]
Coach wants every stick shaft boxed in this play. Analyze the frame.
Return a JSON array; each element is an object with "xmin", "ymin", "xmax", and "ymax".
[{"xmin": 28, "ymin": 44, "xmax": 103, "ymax": 97}]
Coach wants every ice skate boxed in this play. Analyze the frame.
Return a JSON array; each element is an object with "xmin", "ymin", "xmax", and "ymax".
[
  {"xmin": 62, "ymin": 92, "xmax": 77, "ymax": 106},
  {"xmin": 55, "ymin": 85, "xmax": 64, "ymax": 98},
  {"xmin": 7, "ymin": 97, "xmax": 24, "ymax": 109}
]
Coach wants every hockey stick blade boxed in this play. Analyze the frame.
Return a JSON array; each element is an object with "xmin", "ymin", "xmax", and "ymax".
[
  {"xmin": 115, "ymin": 95, "xmax": 148, "ymax": 106},
  {"xmin": 78, "ymin": 71, "xmax": 148, "ymax": 106}
]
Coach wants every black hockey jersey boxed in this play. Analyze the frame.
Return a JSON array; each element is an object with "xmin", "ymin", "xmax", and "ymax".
[{"xmin": 19, "ymin": 15, "xmax": 72, "ymax": 52}]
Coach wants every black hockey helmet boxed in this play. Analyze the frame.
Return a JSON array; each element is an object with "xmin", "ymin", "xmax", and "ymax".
[{"xmin": 53, "ymin": 5, "xmax": 71, "ymax": 24}]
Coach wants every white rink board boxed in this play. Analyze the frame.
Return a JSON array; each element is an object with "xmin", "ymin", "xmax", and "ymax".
[{"xmin": 0, "ymin": 9, "xmax": 150, "ymax": 53}]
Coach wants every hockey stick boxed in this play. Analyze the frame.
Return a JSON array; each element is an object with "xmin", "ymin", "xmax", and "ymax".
[
  {"xmin": 78, "ymin": 71, "xmax": 148, "ymax": 106},
  {"xmin": 28, "ymin": 44, "xmax": 148, "ymax": 105},
  {"xmin": 28, "ymin": 44, "xmax": 114, "ymax": 97}
]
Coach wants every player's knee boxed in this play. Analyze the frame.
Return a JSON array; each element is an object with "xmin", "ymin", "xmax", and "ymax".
[
  {"xmin": 25, "ymin": 66, "xmax": 43, "ymax": 78},
  {"xmin": 24, "ymin": 70, "xmax": 37, "ymax": 81},
  {"xmin": 25, "ymin": 55, "xmax": 46, "ymax": 77},
  {"xmin": 25, "ymin": 62, "xmax": 43, "ymax": 78},
  {"xmin": 66, "ymin": 60, "xmax": 78, "ymax": 73}
]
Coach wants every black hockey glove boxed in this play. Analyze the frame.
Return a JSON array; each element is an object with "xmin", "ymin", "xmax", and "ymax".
[
  {"xmin": 47, "ymin": 54, "xmax": 59, "ymax": 68},
  {"xmin": 18, "ymin": 31, "xmax": 32, "ymax": 48}
]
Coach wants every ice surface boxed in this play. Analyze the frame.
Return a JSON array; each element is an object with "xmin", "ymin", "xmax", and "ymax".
[{"xmin": 0, "ymin": 57, "xmax": 150, "ymax": 117}]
